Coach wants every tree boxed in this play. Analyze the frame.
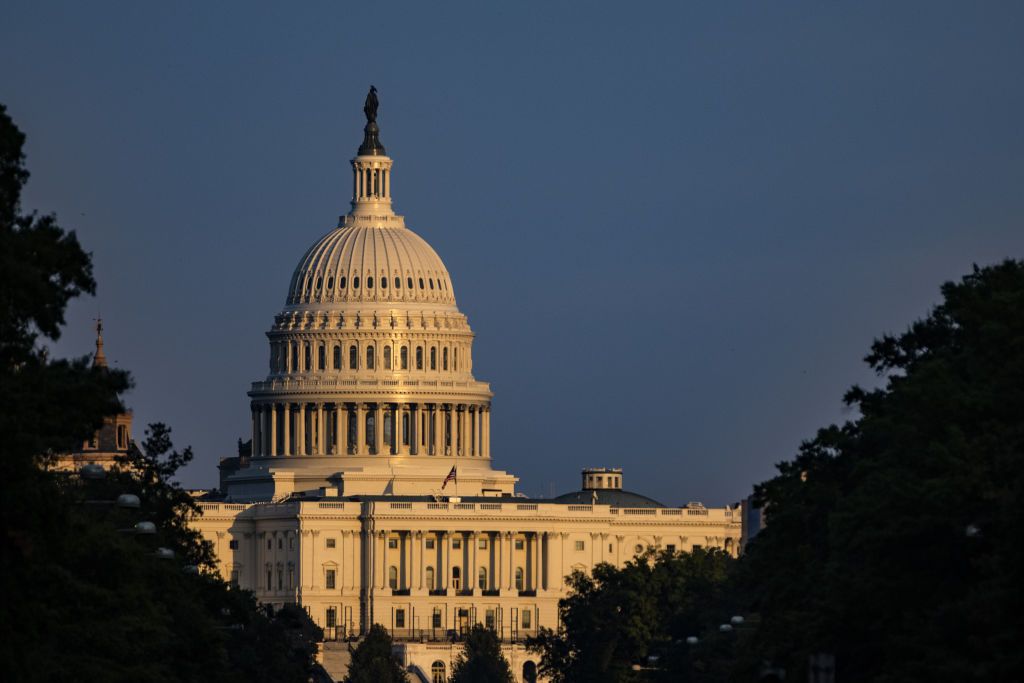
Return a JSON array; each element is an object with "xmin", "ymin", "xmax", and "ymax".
[
  {"xmin": 0, "ymin": 103, "xmax": 318, "ymax": 682},
  {"xmin": 741, "ymin": 261, "xmax": 1024, "ymax": 681},
  {"xmin": 528, "ymin": 549, "xmax": 736, "ymax": 683},
  {"xmin": 344, "ymin": 623, "xmax": 408, "ymax": 683},
  {"xmin": 450, "ymin": 624, "xmax": 515, "ymax": 683}
]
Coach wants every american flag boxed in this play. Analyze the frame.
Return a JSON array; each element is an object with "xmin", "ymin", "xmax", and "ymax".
[{"xmin": 441, "ymin": 466, "xmax": 457, "ymax": 489}]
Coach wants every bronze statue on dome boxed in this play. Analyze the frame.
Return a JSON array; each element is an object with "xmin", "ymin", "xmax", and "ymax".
[{"xmin": 363, "ymin": 86, "xmax": 379, "ymax": 123}]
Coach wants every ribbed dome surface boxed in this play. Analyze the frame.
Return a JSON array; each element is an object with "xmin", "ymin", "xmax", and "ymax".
[{"xmin": 286, "ymin": 224, "xmax": 456, "ymax": 306}]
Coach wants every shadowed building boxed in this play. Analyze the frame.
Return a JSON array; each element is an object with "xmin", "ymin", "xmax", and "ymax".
[{"xmin": 190, "ymin": 90, "xmax": 741, "ymax": 683}]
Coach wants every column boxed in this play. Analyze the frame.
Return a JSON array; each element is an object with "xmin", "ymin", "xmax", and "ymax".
[
  {"xmin": 458, "ymin": 406, "xmax": 466, "ymax": 456},
  {"xmin": 283, "ymin": 403, "xmax": 291, "ymax": 456},
  {"xmin": 494, "ymin": 531, "xmax": 501, "ymax": 591},
  {"xmin": 334, "ymin": 404, "xmax": 342, "ymax": 455},
  {"xmin": 443, "ymin": 532, "xmax": 452, "ymax": 590},
  {"xmin": 409, "ymin": 404, "xmax": 418, "ymax": 455},
  {"xmin": 379, "ymin": 530, "xmax": 388, "ymax": 590},
  {"xmin": 355, "ymin": 403, "xmax": 365, "ymax": 455},
  {"xmin": 251, "ymin": 407, "xmax": 260, "ymax": 457},
  {"xmin": 532, "ymin": 533, "xmax": 540, "ymax": 591},
  {"xmin": 373, "ymin": 403, "xmax": 384, "ymax": 455},
  {"xmin": 269, "ymin": 403, "xmax": 277, "ymax": 456},
  {"xmin": 475, "ymin": 407, "xmax": 482, "ymax": 456},
  {"xmin": 469, "ymin": 531, "xmax": 478, "ymax": 594},
  {"xmin": 483, "ymin": 408, "xmax": 490, "ymax": 457},
  {"xmin": 506, "ymin": 531, "xmax": 516, "ymax": 591},
  {"xmin": 417, "ymin": 532, "xmax": 425, "ymax": 591},
  {"xmin": 433, "ymin": 404, "xmax": 444, "ymax": 456},
  {"xmin": 296, "ymin": 403, "xmax": 306, "ymax": 456},
  {"xmin": 317, "ymin": 403, "xmax": 325, "ymax": 455},
  {"xmin": 542, "ymin": 532, "xmax": 549, "ymax": 592}
]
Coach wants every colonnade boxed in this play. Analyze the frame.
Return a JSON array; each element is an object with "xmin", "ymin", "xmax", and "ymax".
[
  {"xmin": 251, "ymin": 401, "xmax": 490, "ymax": 458},
  {"xmin": 364, "ymin": 529, "xmax": 549, "ymax": 596}
]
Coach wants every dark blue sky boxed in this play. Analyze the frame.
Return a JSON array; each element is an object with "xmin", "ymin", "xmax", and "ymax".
[{"xmin": 3, "ymin": 2, "xmax": 1022, "ymax": 505}]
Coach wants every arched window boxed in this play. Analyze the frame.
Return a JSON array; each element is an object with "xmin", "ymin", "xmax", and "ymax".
[
  {"xmin": 452, "ymin": 566, "xmax": 461, "ymax": 590},
  {"xmin": 419, "ymin": 277, "xmax": 424, "ymax": 289},
  {"xmin": 425, "ymin": 566, "xmax": 435, "ymax": 589},
  {"xmin": 515, "ymin": 567, "xmax": 524, "ymax": 591},
  {"xmin": 303, "ymin": 343, "xmax": 311, "ymax": 371},
  {"xmin": 367, "ymin": 276, "xmax": 374, "ymax": 289},
  {"xmin": 318, "ymin": 344, "xmax": 325, "ymax": 371},
  {"xmin": 429, "ymin": 278, "xmax": 434, "ymax": 290},
  {"xmin": 430, "ymin": 347, "xmax": 437, "ymax": 370},
  {"xmin": 353, "ymin": 276, "xmax": 360, "ymax": 289},
  {"xmin": 523, "ymin": 660, "xmax": 538, "ymax": 683},
  {"xmin": 407, "ymin": 277, "xmax": 413, "ymax": 289},
  {"xmin": 394, "ymin": 277, "xmax": 400, "ymax": 289},
  {"xmin": 366, "ymin": 345, "xmax": 375, "ymax": 370},
  {"xmin": 400, "ymin": 346, "xmax": 409, "ymax": 370},
  {"xmin": 380, "ymin": 276, "xmax": 387, "ymax": 289},
  {"xmin": 442, "ymin": 347, "xmax": 449, "ymax": 371},
  {"xmin": 290, "ymin": 343, "xmax": 298, "ymax": 372},
  {"xmin": 431, "ymin": 661, "xmax": 446, "ymax": 683},
  {"xmin": 454, "ymin": 348, "xmax": 458, "ymax": 371},
  {"xmin": 349, "ymin": 345, "xmax": 358, "ymax": 370},
  {"xmin": 333, "ymin": 345, "xmax": 341, "ymax": 370},
  {"xmin": 383, "ymin": 346, "xmax": 392, "ymax": 370},
  {"xmin": 478, "ymin": 567, "xmax": 487, "ymax": 590},
  {"xmin": 416, "ymin": 346, "xmax": 423, "ymax": 370},
  {"xmin": 340, "ymin": 276, "xmax": 347, "ymax": 289},
  {"xmin": 402, "ymin": 412, "xmax": 410, "ymax": 445},
  {"xmin": 388, "ymin": 566, "xmax": 398, "ymax": 590}
]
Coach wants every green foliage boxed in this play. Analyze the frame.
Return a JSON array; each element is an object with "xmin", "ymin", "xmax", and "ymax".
[
  {"xmin": 742, "ymin": 261, "xmax": 1024, "ymax": 681},
  {"xmin": 343, "ymin": 623, "xmax": 409, "ymax": 683},
  {"xmin": 450, "ymin": 624, "xmax": 515, "ymax": 683},
  {"xmin": 0, "ymin": 103, "xmax": 317, "ymax": 682},
  {"xmin": 528, "ymin": 548, "xmax": 736, "ymax": 683}
]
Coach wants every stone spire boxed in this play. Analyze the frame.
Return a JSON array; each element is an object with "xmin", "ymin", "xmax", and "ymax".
[
  {"xmin": 92, "ymin": 318, "xmax": 108, "ymax": 368},
  {"xmin": 358, "ymin": 85, "xmax": 385, "ymax": 156}
]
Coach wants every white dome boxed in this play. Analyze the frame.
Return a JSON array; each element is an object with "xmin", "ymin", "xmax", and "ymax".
[{"xmin": 286, "ymin": 220, "xmax": 456, "ymax": 308}]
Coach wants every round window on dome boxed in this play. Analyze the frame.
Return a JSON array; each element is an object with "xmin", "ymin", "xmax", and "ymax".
[
  {"xmin": 381, "ymin": 276, "xmax": 387, "ymax": 289},
  {"xmin": 354, "ymin": 277, "xmax": 360, "ymax": 289},
  {"xmin": 367, "ymin": 276, "xmax": 374, "ymax": 289}
]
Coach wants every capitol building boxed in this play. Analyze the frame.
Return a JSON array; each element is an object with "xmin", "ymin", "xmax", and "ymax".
[{"xmin": 190, "ymin": 90, "xmax": 742, "ymax": 682}]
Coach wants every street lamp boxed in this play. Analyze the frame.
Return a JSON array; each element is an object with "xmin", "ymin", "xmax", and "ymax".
[
  {"xmin": 153, "ymin": 547, "xmax": 174, "ymax": 560},
  {"xmin": 116, "ymin": 494, "xmax": 141, "ymax": 509},
  {"xmin": 685, "ymin": 636, "xmax": 699, "ymax": 645}
]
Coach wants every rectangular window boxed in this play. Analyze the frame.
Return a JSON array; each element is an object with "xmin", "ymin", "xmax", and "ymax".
[
  {"xmin": 326, "ymin": 607, "xmax": 337, "ymax": 629},
  {"xmin": 325, "ymin": 569, "xmax": 336, "ymax": 589},
  {"xmin": 426, "ymin": 538, "xmax": 435, "ymax": 550},
  {"xmin": 452, "ymin": 538, "xmax": 462, "ymax": 550},
  {"xmin": 432, "ymin": 608, "xmax": 442, "ymax": 628},
  {"xmin": 388, "ymin": 537, "xmax": 398, "ymax": 549},
  {"xmin": 289, "ymin": 537, "xmax": 295, "ymax": 550},
  {"xmin": 288, "ymin": 565, "xmax": 295, "ymax": 589},
  {"xmin": 693, "ymin": 544, "xmax": 702, "ymax": 550},
  {"xmin": 230, "ymin": 569, "xmax": 239, "ymax": 585},
  {"xmin": 515, "ymin": 539, "xmax": 524, "ymax": 550},
  {"xmin": 608, "ymin": 543, "xmax": 613, "ymax": 553},
  {"xmin": 522, "ymin": 609, "xmax": 532, "ymax": 629},
  {"xmin": 395, "ymin": 609, "xmax": 406, "ymax": 629},
  {"xmin": 478, "ymin": 538, "xmax": 488, "ymax": 549},
  {"xmin": 666, "ymin": 544, "xmax": 676, "ymax": 554},
  {"xmin": 485, "ymin": 609, "xmax": 495, "ymax": 630},
  {"xmin": 326, "ymin": 538, "xmax": 336, "ymax": 549},
  {"xmin": 266, "ymin": 569, "xmax": 272, "ymax": 590},
  {"xmin": 229, "ymin": 539, "xmax": 239, "ymax": 550},
  {"xmin": 267, "ymin": 539, "xmax": 272, "ymax": 550},
  {"xmin": 277, "ymin": 538, "xmax": 283, "ymax": 550},
  {"xmin": 574, "ymin": 540, "xmax": 585, "ymax": 551}
]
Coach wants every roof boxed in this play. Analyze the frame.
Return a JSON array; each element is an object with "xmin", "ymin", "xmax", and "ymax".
[{"xmin": 548, "ymin": 489, "xmax": 666, "ymax": 508}]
